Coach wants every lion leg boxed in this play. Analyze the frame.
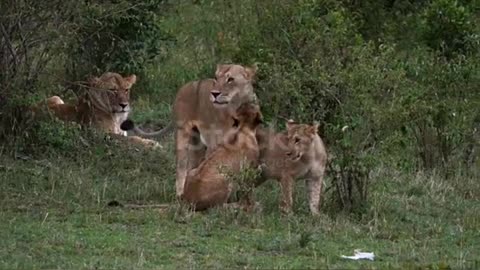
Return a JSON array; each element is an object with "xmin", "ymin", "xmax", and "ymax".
[
  {"xmin": 307, "ymin": 173, "xmax": 324, "ymax": 216},
  {"xmin": 239, "ymin": 190, "xmax": 257, "ymax": 212},
  {"xmin": 279, "ymin": 175, "xmax": 294, "ymax": 214},
  {"xmin": 175, "ymin": 127, "xmax": 191, "ymax": 197},
  {"xmin": 188, "ymin": 128, "xmax": 207, "ymax": 170},
  {"xmin": 176, "ymin": 125, "xmax": 207, "ymax": 197},
  {"xmin": 127, "ymin": 136, "xmax": 162, "ymax": 149}
]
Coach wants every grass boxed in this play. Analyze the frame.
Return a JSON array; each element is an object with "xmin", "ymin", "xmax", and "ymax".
[{"xmin": 0, "ymin": 120, "xmax": 479, "ymax": 269}]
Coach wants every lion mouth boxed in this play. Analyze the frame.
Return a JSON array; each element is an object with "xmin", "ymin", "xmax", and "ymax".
[
  {"xmin": 210, "ymin": 91, "xmax": 230, "ymax": 106},
  {"xmin": 213, "ymin": 100, "xmax": 228, "ymax": 104},
  {"xmin": 213, "ymin": 100, "xmax": 229, "ymax": 106},
  {"xmin": 114, "ymin": 109, "xmax": 129, "ymax": 113},
  {"xmin": 287, "ymin": 152, "xmax": 302, "ymax": 161}
]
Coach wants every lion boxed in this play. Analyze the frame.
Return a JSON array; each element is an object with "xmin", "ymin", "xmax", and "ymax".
[
  {"xmin": 39, "ymin": 72, "xmax": 160, "ymax": 148},
  {"xmin": 121, "ymin": 64, "xmax": 259, "ymax": 197},
  {"xmin": 182, "ymin": 102, "xmax": 263, "ymax": 211},
  {"xmin": 255, "ymin": 120, "xmax": 327, "ymax": 215}
]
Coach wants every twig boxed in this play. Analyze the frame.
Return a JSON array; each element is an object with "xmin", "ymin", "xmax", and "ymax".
[{"xmin": 0, "ymin": 22, "xmax": 18, "ymax": 68}]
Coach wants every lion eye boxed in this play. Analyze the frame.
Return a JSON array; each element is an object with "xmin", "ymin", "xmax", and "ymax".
[
  {"xmin": 294, "ymin": 137, "xmax": 300, "ymax": 144},
  {"xmin": 232, "ymin": 118, "xmax": 240, "ymax": 127},
  {"xmin": 227, "ymin": 77, "xmax": 234, "ymax": 83}
]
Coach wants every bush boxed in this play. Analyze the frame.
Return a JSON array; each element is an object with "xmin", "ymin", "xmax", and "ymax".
[
  {"xmin": 0, "ymin": 0, "xmax": 81, "ymax": 145},
  {"xmin": 422, "ymin": 0, "xmax": 479, "ymax": 57},
  {"xmin": 66, "ymin": 0, "xmax": 172, "ymax": 81}
]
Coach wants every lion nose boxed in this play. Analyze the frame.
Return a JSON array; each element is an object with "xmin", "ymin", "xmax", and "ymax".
[
  {"xmin": 119, "ymin": 103, "xmax": 128, "ymax": 109},
  {"xmin": 211, "ymin": 91, "xmax": 221, "ymax": 99}
]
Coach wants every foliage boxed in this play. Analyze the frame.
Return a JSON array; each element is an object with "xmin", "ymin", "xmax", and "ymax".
[
  {"xmin": 422, "ymin": 0, "xmax": 479, "ymax": 57},
  {"xmin": 0, "ymin": 0, "xmax": 79, "ymax": 110},
  {"xmin": 223, "ymin": 163, "xmax": 263, "ymax": 205},
  {"xmin": 0, "ymin": 1, "xmax": 71, "ymax": 140},
  {"xmin": 66, "ymin": 0, "xmax": 172, "ymax": 80}
]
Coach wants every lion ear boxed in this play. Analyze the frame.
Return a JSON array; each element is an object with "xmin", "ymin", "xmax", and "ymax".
[
  {"xmin": 312, "ymin": 121, "xmax": 319, "ymax": 134},
  {"xmin": 254, "ymin": 111, "xmax": 263, "ymax": 126},
  {"xmin": 216, "ymin": 64, "xmax": 232, "ymax": 77},
  {"xmin": 245, "ymin": 65, "xmax": 258, "ymax": 80},
  {"xmin": 244, "ymin": 65, "xmax": 257, "ymax": 81},
  {"xmin": 88, "ymin": 76, "xmax": 101, "ymax": 87},
  {"xmin": 310, "ymin": 121, "xmax": 320, "ymax": 134},
  {"xmin": 124, "ymin": 74, "xmax": 137, "ymax": 86},
  {"xmin": 286, "ymin": 119, "xmax": 297, "ymax": 131}
]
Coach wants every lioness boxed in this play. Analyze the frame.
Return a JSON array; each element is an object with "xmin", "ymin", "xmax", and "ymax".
[
  {"xmin": 122, "ymin": 64, "xmax": 258, "ymax": 197},
  {"xmin": 256, "ymin": 120, "xmax": 327, "ymax": 215},
  {"xmin": 182, "ymin": 102, "xmax": 263, "ymax": 211},
  {"xmin": 40, "ymin": 72, "xmax": 159, "ymax": 148}
]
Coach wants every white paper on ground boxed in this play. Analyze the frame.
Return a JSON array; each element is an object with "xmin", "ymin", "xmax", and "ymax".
[{"xmin": 341, "ymin": 250, "xmax": 375, "ymax": 261}]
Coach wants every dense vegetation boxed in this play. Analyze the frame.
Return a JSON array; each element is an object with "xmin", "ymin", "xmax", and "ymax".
[{"xmin": 1, "ymin": 0, "xmax": 479, "ymax": 268}]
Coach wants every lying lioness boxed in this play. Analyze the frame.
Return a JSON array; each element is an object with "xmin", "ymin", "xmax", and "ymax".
[
  {"xmin": 36, "ymin": 72, "xmax": 160, "ymax": 148},
  {"xmin": 182, "ymin": 102, "xmax": 263, "ymax": 211},
  {"xmin": 256, "ymin": 120, "xmax": 327, "ymax": 215},
  {"xmin": 43, "ymin": 72, "xmax": 135, "ymax": 134}
]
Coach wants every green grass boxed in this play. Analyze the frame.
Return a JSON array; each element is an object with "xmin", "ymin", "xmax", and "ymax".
[{"xmin": 1, "ymin": 125, "xmax": 479, "ymax": 269}]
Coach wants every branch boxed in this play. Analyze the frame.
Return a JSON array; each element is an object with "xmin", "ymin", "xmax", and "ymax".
[{"xmin": 0, "ymin": 22, "xmax": 18, "ymax": 69}]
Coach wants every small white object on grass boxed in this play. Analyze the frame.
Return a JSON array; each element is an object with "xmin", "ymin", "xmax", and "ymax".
[{"xmin": 341, "ymin": 250, "xmax": 375, "ymax": 261}]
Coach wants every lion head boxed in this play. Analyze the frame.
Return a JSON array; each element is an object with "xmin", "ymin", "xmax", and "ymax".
[
  {"xmin": 232, "ymin": 102, "xmax": 263, "ymax": 130},
  {"xmin": 87, "ymin": 72, "xmax": 136, "ymax": 115},
  {"xmin": 286, "ymin": 120, "xmax": 319, "ymax": 161},
  {"xmin": 210, "ymin": 64, "xmax": 257, "ymax": 108}
]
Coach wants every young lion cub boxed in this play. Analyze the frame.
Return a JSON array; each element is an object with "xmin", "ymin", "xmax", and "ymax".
[
  {"xmin": 182, "ymin": 103, "xmax": 263, "ymax": 211},
  {"xmin": 256, "ymin": 120, "xmax": 327, "ymax": 215}
]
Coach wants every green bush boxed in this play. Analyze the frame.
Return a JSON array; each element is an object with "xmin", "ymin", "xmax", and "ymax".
[
  {"xmin": 66, "ymin": 0, "xmax": 172, "ymax": 80},
  {"xmin": 422, "ymin": 0, "xmax": 478, "ymax": 57}
]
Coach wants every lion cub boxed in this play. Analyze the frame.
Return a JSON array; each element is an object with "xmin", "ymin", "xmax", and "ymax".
[
  {"xmin": 256, "ymin": 120, "xmax": 327, "ymax": 215},
  {"xmin": 182, "ymin": 103, "xmax": 263, "ymax": 211}
]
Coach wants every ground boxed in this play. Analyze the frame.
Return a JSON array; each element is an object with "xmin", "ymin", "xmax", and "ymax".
[{"xmin": 0, "ymin": 127, "xmax": 478, "ymax": 269}]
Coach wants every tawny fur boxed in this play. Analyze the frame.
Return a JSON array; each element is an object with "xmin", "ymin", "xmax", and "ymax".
[
  {"xmin": 256, "ymin": 121, "xmax": 327, "ymax": 215},
  {"xmin": 168, "ymin": 64, "xmax": 258, "ymax": 197},
  {"xmin": 36, "ymin": 72, "xmax": 160, "ymax": 149},
  {"xmin": 182, "ymin": 103, "xmax": 262, "ymax": 211}
]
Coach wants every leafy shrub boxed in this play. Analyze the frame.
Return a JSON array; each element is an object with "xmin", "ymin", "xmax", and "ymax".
[
  {"xmin": 0, "ymin": 0, "xmax": 81, "ymax": 146},
  {"xmin": 223, "ymin": 163, "xmax": 262, "ymax": 206},
  {"xmin": 422, "ymin": 0, "xmax": 478, "ymax": 57},
  {"xmin": 27, "ymin": 119, "xmax": 82, "ymax": 154},
  {"xmin": 66, "ymin": 0, "xmax": 172, "ymax": 80},
  {"xmin": 329, "ymin": 153, "xmax": 371, "ymax": 212}
]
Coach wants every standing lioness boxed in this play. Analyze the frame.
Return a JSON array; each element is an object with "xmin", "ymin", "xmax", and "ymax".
[
  {"xmin": 123, "ymin": 64, "xmax": 258, "ymax": 197},
  {"xmin": 175, "ymin": 64, "xmax": 259, "ymax": 197}
]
